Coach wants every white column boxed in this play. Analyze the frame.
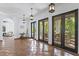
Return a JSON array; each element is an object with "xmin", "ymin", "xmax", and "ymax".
[
  {"xmin": 48, "ymin": 14, "xmax": 52, "ymax": 45},
  {"xmin": 0, "ymin": 20, "xmax": 3, "ymax": 40},
  {"xmin": 36, "ymin": 20, "xmax": 38, "ymax": 40}
]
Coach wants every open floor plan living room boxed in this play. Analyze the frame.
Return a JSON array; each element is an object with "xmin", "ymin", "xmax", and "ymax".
[{"xmin": 0, "ymin": 3, "xmax": 79, "ymax": 56}]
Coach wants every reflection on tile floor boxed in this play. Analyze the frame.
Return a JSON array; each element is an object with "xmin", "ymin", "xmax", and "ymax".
[{"xmin": 0, "ymin": 37, "xmax": 78, "ymax": 56}]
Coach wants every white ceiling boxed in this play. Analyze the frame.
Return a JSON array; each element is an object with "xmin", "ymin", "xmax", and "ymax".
[
  {"xmin": 0, "ymin": 3, "xmax": 62, "ymax": 20},
  {"xmin": 0, "ymin": 3, "xmax": 50, "ymax": 20}
]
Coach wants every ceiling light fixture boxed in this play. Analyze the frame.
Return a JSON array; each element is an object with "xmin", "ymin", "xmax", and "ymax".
[
  {"xmin": 49, "ymin": 3, "xmax": 55, "ymax": 13},
  {"xmin": 22, "ymin": 14, "xmax": 26, "ymax": 24},
  {"xmin": 22, "ymin": 14, "xmax": 26, "ymax": 21},
  {"xmin": 30, "ymin": 8, "xmax": 34, "ymax": 20}
]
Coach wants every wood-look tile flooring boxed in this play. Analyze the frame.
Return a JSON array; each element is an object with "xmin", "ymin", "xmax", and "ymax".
[{"xmin": 0, "ymin": 37, "xmax": 78, "ymax": 56}]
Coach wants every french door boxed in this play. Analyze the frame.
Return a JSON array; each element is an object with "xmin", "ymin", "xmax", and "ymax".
[
  {"xmin": 53, "ymin": 16, "xmax": 62, "ymax": 47},
  {"xmin": 44, "ymin": 19, "xmax": 48, "ymax": 43},
  {"xmin": 31, "ymin": 21, "xmax": 36, "ymax": 39},
  {"xmin": 38, "ymin": 20, "xmax": 43, "ymax": 41},
  {"xmin": 38, "ymin": 18, "xmax": 48, "ymax": 43},
  {"xmin": 52, "ymin": 9, "xmax": 78, "ymax": 53},
  {"xmin": 64, "ymin": 10, "xmax": 78, "ymax": 53}
]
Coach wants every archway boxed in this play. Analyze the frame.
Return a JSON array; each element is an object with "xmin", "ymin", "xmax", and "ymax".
[{"xmin": 2, "ymin": 18, "xmax": 14, "ymax": 37}]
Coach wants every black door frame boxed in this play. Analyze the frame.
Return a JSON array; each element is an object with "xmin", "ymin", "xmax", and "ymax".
[
  {"xmin": 38, "ymin": 18, "xmax": 48, "ymax": 43},
  {"xmin": 52, "ymin": 9, "xmax": 78, "ymax": 53},
  {"xmin": 52, "ymin": 15, "xmax": 62, "ymax": 48},
  {"xmin": 38, "ymin": 19, "xmax": 43, "ymax": 42},
  {"xmin": 31, "ymin": 21, "xmax": 36, "ymax": 39}
]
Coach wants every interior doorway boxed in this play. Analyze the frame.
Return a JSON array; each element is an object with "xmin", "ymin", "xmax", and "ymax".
[{"xmin": 2, "ymin": 18, "xmax": 14, "ymax": 37}]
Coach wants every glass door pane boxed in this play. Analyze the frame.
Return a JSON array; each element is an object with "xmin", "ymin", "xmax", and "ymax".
[
  {"xmin": 34, "ymin": 23, "xmax": 36, "ymax": 39},
  {"xmin": 54, "ymin": 16, "xmax": 61, "ymax": 45},
  {"xmin": 31, "ymin": 23, "xmax": 34, "ymax": 38},
  {"xmin": 65, "ymin": 13, "xmax": 75, "ymax": 49},
  {"xmin": 39, "ymin": 21, "xmax": 43, "ymax": 40},
  {"xmin": 31, "ymin": 23, "xmax": 33, "ymax": 37},
  {"xmin": 44, "ymin": 19, "xmax": 48, "ymax": 42},
  {"xmin": 31, "ymin": 22, "xmax": 36, "ymax": 39}
]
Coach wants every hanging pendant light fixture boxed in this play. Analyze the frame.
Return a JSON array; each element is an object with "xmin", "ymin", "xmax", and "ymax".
[
  {"xmin": 22, "ymin": 14, "xmax": 26, "ymax": 24},
  {"xmin": 30, "ymin": 8, "xmax": 34, "ymax": 20},
  {"xmin": 49, "ymin": 3, "xmax": 55, "ymax": 13},
  {"xmin": 22, "ymin": 14, "xmax": 26, "ymax": 21}
]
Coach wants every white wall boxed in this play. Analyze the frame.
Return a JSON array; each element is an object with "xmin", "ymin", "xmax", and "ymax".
[
  {"xmin": 29, "ymin": 3, "xmax": 79, "ymax": 53},
  {"xmin": 13, "ymin": 18, "xmax": 19, "ymax": 38},
  {"xmin": 26, "ymin": 19, "xmax": 31, "ymax": 37},
  {"xmin": 13, "ymin": 18, "xmax": 28, "ymax": 38}
]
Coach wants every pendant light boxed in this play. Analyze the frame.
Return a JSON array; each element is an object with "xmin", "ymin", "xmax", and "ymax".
[
  {"xmin": 22, "ymin": 14, "xmax": 26, "ymax": 24},
  {"xmin": 49, "ymin": 3, "xmax": 55, "ymax": 13},
  {"xmin": 30, "ymin": 8, "xmax": 34, "ymax": 20},
  {"xmin": 23, "ymin": 14, "xmax": 25, "ymax": 21}
]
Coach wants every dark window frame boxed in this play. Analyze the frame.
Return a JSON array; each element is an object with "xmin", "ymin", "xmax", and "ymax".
[
  {"xmin": 38, "ymin": 18, "xmax": 48, "ymax": 43},
  {"xmin": 52, "ymin": 9, "xmax": 78, "ymax": 53},
  {"xmin": 31, "ymin": 21, "xmax": 36, "ymax": 39}
]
